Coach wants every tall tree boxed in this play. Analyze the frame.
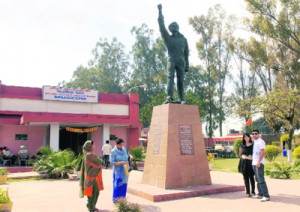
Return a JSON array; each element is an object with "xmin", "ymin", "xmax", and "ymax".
[
  {"xmin": 230, "ymin": 38, "xmax": 261, "ymax": 125},
  {"xmin": 245, "ymin": 0, "xmax": 300, "ymax": 89},
  {"xmin": 189, "ymin": 4, "xmax": 236, "ymax": 137},
  {"xmin": 129, "ymin": 24, "xmax": 167, "ymax": 105},
  {"xmin": 253, "ymin": 89, "xmax": 300, "ymax": 162},
  {"xmin": 64, "ymin": 38, "xmax": 129, "ymax": 93}
]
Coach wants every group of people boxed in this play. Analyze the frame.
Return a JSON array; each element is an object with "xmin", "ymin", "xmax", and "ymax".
[
  {"xmin": 0, "ymin": 145, "xmax": 30, "ymax": 166},
  {"xmin": 79, "ymin": 138, "xmax": 132, "ymax": 212},
  {"xmin": 238, "ymin": 129, "xmax": 270, "ymax": 202}
]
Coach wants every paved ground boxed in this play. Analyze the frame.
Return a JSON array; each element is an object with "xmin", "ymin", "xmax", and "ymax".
[{"xmin": 2, "ymin": 169, "xmax": 300, "ymax": 212}]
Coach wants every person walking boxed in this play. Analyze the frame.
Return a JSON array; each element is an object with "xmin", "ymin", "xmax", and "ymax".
[
  {"xmin": 79, "ymin": 140, "xmax": 104, "ymax": 212},
  {"xmin": 238, "ymin": 133, "xmax": 255, "ymax": 197},
  {"xmin": 110, "ymin": 138, "xmax": 131, "ymax": 203},
  {"xmin": 102, "ymin": 140, "xmax": 112, "ymax": 169},
  {"xmin": 251, "ymin": 130, "xmax": 270, "ymax": 202}
]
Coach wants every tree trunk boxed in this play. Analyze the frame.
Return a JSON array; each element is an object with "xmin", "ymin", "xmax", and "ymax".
[{"xmin": 287, "ymin": 124, "xmax": 294, "ymax": 163}]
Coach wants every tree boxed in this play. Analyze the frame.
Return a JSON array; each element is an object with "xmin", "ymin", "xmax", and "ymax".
[
  {"xmin": 247, "ymin": 89, "xmax": 300, "ymax": 162},
  {"xmin": 63, "ymin": 38, "xmax": 130, "ymax": 93},
  {"xmin": 189, "ymin": 4, "xmax": 236, "ymax": 137},
  {"xmin": 230, "ymin": 38, "xmax": 261, "ymax": 125},
  {"xmin": 129, "ymin": 24, "xmax": 167, "ymax": 105},
  {"xmin": 139, "ymin": 93, "xmax": 166, "ymax": 126},
  {"xmin": 245, "ymin": 0, "xmax": 300, "ymax": 89}
]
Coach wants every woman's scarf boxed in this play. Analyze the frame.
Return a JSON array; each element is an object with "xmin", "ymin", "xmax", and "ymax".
[{"xmin": 79, "ymin": 153, "xmax": 104, "ymax": 197}]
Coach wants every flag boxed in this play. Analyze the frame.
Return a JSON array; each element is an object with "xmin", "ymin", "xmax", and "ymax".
[{"xmin": 245, "ymin": 118, "xmax": 253, "ymax": 126}]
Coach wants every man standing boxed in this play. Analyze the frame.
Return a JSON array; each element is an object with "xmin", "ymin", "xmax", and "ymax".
[
  {"xmin": 102, "ymin": 140, "xmax": 112, "ymax": 169},
  {"xmin": 251, "ymin": 130, "xmax": 270, "ymax": 202},
  {"xmin": 157, "ymin": 4, "xmax": 189, "ymax": 104}
]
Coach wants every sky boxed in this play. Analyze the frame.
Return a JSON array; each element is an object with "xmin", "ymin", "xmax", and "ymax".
[{"xmin": 0, "ymin": 0, "xmax": 249, "ymax": 136}]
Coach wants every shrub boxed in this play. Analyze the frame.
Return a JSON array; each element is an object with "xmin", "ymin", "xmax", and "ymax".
[
  {"xmin": 293, "ymin": 146, "xmax": 300, "ymax": 159},
  {"xmin": 207, "ymin": 153, "xmax": 215, "ymax": 163},
  {"xmin": 0, "ymin": 188, "xmax": 11, "ymax": 203},
  {"xmin": 0, "ymin": 169, "xmax": 8, "ymax": 176},
  {"xmin": 233, "ymin": 139, "xmax": 243, "ymax": 157},
  {"xmin": 114, "ymin": 198, "xmax": 142, "ymax": 212},
  {"xmin": 266, "ymin": 161, "xmax": 298, "ymax": 179},
  {"xmin": 271, "ymin": 141, "xmax": 280, "ymax": 147},
  {"xmin": 265, "ymin": 145, "xmax": 281, "ymax": 162},
  {"xmin": 33, "ymin": 149, "xmax": 81, "ymax": 178},
  {"xmin": 129, "ymin": 146, "xmax": 145, "ymax": 162}
]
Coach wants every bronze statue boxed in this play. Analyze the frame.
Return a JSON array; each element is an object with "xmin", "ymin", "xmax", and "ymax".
[{"xmin": 157, "ymin": 4, "xmax": 189, "ymax": 104}]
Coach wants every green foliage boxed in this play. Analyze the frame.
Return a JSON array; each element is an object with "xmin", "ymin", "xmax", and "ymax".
[
  {"xmin": 265, "ymin": 145, "xmax": 281, "ymax": 162},
  {"xmin": 0, "ymin": 169, "xmax": 8, "ymax": 176},
  {"xmin": 37, "ymin": 146, "xmax": 54, "ymax": 157},
  {"xmin": 207, "ymin": 153, "xmax": 215, "ymax": 163},
  {"xmin": 139, "ymin": 93, "xmax": 166, "ymax": 126},
  {"xmin": 233, "ymin": 139, "xmax": 243, "ymax": 157},
  {"xmin": 280, "ymin": 134, "xmax": 296, "ymax": 142},
  {"xmin": 189, "ymin": 4, "xmax": 237, "ymax": 137},
  {"xmin": 62, "ymin": 37, "xmax": 129, "ymax": 94},
  {"xmin": 34, "ymin": 149, "xmax": 81, "ymax": 179},
  {"xmin": 271, "ymin": 141, "xmax": 280, "ymax": 147},
  {"xmin": 0, "ymin": 188, "xmax": 11, "ymax": 203},
  {"xmin": 129, "ymin": 146, "xmax": 145, "ymax": 162},
  {"xmin": 114, "ymin": 198, "xmax": 142, "ymax": 212},
  {"xmin": 293, "ymin": 146, "xmax": 300, "ymax": 159},
  {"xmin": 129, "ymin": 24, "xmax": 167, "ymax": 105},
  {"xmin": 266, "ymin": 160, "xmax": 299, "ymax": 179}
]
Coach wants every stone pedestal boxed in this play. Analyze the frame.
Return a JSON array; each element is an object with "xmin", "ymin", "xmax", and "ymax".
[{"xmin": 142, "ymin": 104, "xmax": 211, "ymax": 189}]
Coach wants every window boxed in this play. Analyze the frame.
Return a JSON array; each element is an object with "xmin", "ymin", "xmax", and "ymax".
[{"xmin": 15, "ymin": 134, "xmax": 28, "ymax": 141}]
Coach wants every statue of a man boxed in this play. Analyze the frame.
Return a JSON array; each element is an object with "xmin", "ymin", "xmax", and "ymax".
[{"xmin": 157, "ymin": 4, "xmax": 189, "ymax": 104}]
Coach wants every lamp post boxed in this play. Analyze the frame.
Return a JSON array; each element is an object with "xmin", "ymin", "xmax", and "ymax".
[{"xmin": 126, "ymin": 84, "xmax": 146, "ymax": 93}]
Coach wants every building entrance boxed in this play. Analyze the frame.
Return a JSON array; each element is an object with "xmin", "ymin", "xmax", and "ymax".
[{"xmin": 59, "ymin": 129, "xmax": 88, "ymax": 154}]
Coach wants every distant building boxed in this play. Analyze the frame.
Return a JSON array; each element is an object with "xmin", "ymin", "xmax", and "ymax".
[{"xmin": 0, "ymin": 84, "xmax": 142, "ymax": 156}]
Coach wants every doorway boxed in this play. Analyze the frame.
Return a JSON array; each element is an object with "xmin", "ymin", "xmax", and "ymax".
[{"xmin": 59, "ymin": 129, "xmax": 87, "ymax": 154}]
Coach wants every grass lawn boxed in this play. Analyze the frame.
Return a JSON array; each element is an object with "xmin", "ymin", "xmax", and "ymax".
[
  {"xmin": 7, "ymin": 177, "xmax": 46, "ymax": 182},
  {"xmin": 211, "ymin": 158, "xmax": 239, "ymax": 173},
  {"xmin": 211, "ymin": 154, "xmax": 300, "ymax": 179}
]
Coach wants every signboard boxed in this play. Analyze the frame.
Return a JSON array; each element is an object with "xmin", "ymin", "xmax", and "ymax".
[
  {"xmin": 152, "ymin": 124, "xmax": 162, "ymax": 155},
  {"xmin": 66, "ymin": 127, "xmax": 98, "ymax": 133},
  {"xmin": 178, "ymin": 125, "xmax": 194, "ymax": 155},
  {"xmin": 42, "ymin": 86, "xmax": 98, "ymax": 103}
]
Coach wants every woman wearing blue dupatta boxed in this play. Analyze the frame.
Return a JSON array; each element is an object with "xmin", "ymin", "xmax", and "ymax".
[{"xmin": 110, "ymin": 138, "xmax": 131, "ymax": 203}]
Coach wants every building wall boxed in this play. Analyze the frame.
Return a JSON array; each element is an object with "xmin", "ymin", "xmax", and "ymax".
[
  {"xmin": 0, "ymin": 98, "xmax": 129, "ymax": 116},
  {"xmin": 0, "ymin": 85, "xmax": 142, "ymax": 154},
  {"xmin": 0, "ymin": 125, "xmax": 46, "ymax": 156},
  {"xmin": 91, "ymin": 127, "xmax": 102, "ymax": 155}
]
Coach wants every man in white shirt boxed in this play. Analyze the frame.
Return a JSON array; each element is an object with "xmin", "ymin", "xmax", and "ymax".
[
  {"xmin": 102, "ymin": 140, "xmax": 112, "ymax": 169},
  {"xmin": 251, "ymin": 130, "xmax": 270, "ymax": 202}
]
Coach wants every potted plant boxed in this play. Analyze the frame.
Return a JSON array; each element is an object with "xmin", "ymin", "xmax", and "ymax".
[
  {"xmin": 129, "ymin": 146, "xmax": 145, "ymax": 171},
  {"xmin": 0, "ymin": 188, "xmax": 13, "ymax": 212},
  {"xmin": 0, "ymin": 169, "xmax": 8, "ymax": 184}
]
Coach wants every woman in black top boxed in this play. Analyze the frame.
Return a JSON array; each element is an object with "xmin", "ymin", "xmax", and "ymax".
[{"xmin": 238, "ymin": 133, "xmax": 255, "ymax": 197}]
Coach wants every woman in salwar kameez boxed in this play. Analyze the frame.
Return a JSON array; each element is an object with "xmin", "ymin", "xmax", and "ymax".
[
  {"xmin": 110, "ymin": 138, "xmax": 131, "ymax": 203},
  {"xmin": 80, "ymin": 140, "xmax": 104, "ymax": 212}
]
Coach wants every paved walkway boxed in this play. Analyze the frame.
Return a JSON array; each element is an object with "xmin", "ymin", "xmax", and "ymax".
[{"xmin": 2, "ymin": 169, "xmax": 300, "ymax": 211}]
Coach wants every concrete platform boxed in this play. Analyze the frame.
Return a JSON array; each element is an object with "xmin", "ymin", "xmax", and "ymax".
[
  {"xmin": 128, "ymin": 170, "xmax": 244, "ymax": 202},
  {"xmin": 2, "ymin": 169, "xmax": 300, "ymax": 211}
]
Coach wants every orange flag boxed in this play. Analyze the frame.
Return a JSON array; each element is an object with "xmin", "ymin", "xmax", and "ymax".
[{"xmin": 245, "ymin": 118, "xmax": 253, "ymax": 126}]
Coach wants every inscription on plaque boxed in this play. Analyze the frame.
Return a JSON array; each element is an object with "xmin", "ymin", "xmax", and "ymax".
[
  {"xmin": 178, "ymin": 125, "xmax": 194, "ymax": 155},
  {"xmin": 152, "ymin": 124, "xmax": 162, "ymax": 154}
]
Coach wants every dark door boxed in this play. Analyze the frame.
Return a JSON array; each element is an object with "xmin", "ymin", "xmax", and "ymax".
[{"xmin": 59, "ymin": 129, "xmax": 87, "ymax": 154}]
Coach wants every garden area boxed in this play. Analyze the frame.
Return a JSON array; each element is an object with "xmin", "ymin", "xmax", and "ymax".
[{"xmin": 208, "ymin": 136, "xmax": 300, "ymax": 180}]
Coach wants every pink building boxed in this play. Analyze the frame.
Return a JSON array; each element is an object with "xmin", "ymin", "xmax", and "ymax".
[{"xmin": 0, "ymin": 84, "xmax": 142, "ymax": 156}]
